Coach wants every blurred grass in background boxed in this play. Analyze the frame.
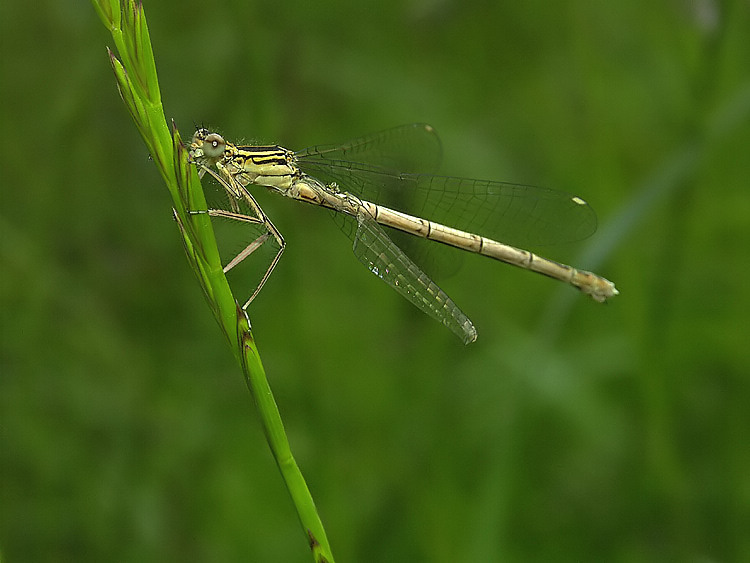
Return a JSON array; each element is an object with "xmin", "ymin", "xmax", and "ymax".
[{"xmin": 2, "ymin": 0, "xmax": 749, "ymax": 561}]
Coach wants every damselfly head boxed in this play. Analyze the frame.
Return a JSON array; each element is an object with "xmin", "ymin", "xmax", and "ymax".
[{"xmin": 189, "ymin": 128, "xmax": 227, "ymax": 164}]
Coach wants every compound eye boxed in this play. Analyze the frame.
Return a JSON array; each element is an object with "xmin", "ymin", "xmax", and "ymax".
[{"xmin": 202, "ymin": 133, "xmax": 226, "ymax": 158}]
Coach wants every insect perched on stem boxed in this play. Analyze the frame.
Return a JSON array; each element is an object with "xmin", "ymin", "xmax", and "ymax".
[{"xmin": 189, "ymin": 124, "xmax": 618, "ymax": 343}]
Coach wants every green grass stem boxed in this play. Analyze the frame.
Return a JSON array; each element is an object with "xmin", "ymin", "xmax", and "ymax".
[{"xmin": 91, "ymin": 1, "xmax": 334, "ymax": 560}]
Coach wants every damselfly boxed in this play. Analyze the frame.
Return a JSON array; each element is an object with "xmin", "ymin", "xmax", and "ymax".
[{"xmin": 188, "ymin": 124, "xmax": 618, "ymax": 343}]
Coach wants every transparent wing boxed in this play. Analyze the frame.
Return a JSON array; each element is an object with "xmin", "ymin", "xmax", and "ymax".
[
  {"xmin": 351, "ymin": 208, "xmax": 477, "ymax": 344},
  {"xmin": 295, "ymin": 123, "xmax": 443, "ymax": 175},
  {"xmin": 296, "ymin": 123, "xmax": 596, "ymax": 247},
  {"xmin": 298, "ymin": 159, "xmax": 598, "ymax": 248},
  {"xmin": 297, "ymin": 125, "xmax": 451, "ymax": 278}
]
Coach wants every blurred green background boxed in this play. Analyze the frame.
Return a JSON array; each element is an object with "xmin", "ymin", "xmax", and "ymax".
[{"xmin": 2, "ymin": 1, "xmax": 749, "ymax": 561}]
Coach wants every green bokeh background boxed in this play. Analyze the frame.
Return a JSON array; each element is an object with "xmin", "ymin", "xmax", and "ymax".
[{"xmin": 2, "ymin": 1, "xmax": 749, "ymax": 561}]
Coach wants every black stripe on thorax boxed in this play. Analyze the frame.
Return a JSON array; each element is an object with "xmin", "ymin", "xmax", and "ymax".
[{"xmin": 234, "ymin": 145, "xmax": 290, "ymax": 166}]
